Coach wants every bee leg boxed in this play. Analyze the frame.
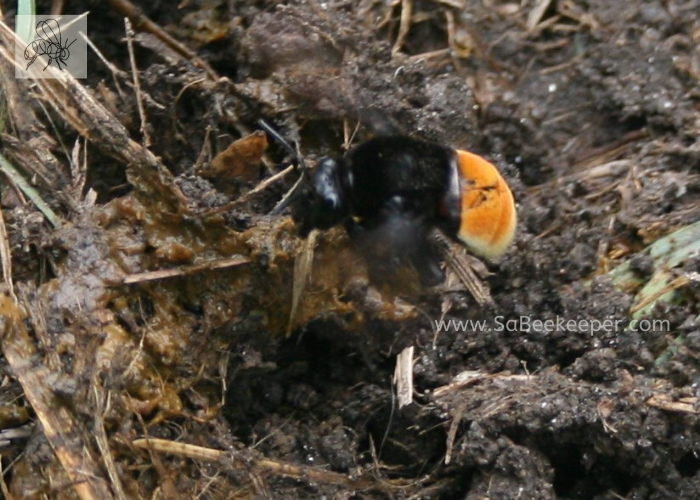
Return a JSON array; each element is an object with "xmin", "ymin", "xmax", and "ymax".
[{"xmin": 410, "ymin": 233, "xmax": 445, "ymax": 287}]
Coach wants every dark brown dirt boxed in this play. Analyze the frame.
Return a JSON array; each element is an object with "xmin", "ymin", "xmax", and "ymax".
[{"xmin": 1, "ymin": 0, "xmax": 700, "ymax": 499}]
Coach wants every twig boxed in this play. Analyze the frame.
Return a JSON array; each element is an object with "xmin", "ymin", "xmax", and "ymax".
[
  {"xmin": 132, "ymin": 437, "xmax": 414, "ymax": 491},
  {"xmin": 125, "ymin": 18, "xmax": 151, "ymax": 148},
  {"xmin": 106, "ymin": 0, "xmax": 218, "ymax": 80},
  {"xmin": 203, "ymin": 164, "xmax": 296, "ymax": 216},
  {"xmin": 80, "ymin": 31, "xmax": 127, "ymax": 97}
]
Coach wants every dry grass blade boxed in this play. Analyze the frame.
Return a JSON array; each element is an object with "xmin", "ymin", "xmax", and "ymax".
[
  {"xmin": 527, "ymin": 0, "xmax": 554, "ymax": 32},
  {"xmin": 0, "ymin": 295, "xmax": 114, "ymax": 500},
  {"xmin": 444, "ymin": 403, "xmax": 465, "ymax": 465},
  {"xmin": 528, "ymin": 160, "xmax": 632, "ymax": 196},
  {"xmin": 392, "ymin": 0, "xmax": 414, "ymax": 56},
  {"xmin": 133, "ymin": 438, "xmax": 223, "ymax": 461},
  {"xmin": 646, "ymin": 394, "xmax": 697, "ymax": 414},
  {"xmin": 393, "ymin": 346, "xmax": 415, "ymax": 409},
  {"xmin": 630, "ymin": 274, "xmax": 693, "ymax": 315},
  {"xmin": 0, "ymin": 458, "xmax": 16, "ymax": 500},
  {"xmin": 121, "ymin": 255, "xmax": 250, "ymax": 284},
  {"xmin": 124, "ymin": 18, "xmax": 151, "ymax": 148},
  {"xmin": 0, "ymin": 206, "xmax": 15, "ymax": 299},
  {"xmin": 93, "ymin": 386, "xmax": 129, "ymax": 500},
  {"xmin": 429, "ymin": 0, "xmax": 466, "ymax": 8},
  {"xmin": 132, "ymin": 437, "xmax": 414, "ymax": 491},
  {"xmin": 287, "ymin": 230, "xmax": 318, "ymax": 336},
  {"xmin": 433, "ymin": 370, "xmax": 531, "ymax": 398},
  {"xmin": 430, "ymin": 229, "xmax": 493, "ymax": 306},
  {"xmin": 70, "ymin": 137, "xmax": 87, "ymax": 200},
  {"xmin": 228, "ymin": 165, "xmax": 294, "ymax": 208}
]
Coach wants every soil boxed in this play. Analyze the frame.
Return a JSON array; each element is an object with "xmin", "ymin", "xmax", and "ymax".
[{"xmin": 1, "ymin": 0, "xmax": 699, "ymax": 499}]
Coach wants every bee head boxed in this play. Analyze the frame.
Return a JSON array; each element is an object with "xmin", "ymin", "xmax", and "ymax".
[{"xmin": 292, "ymin": 157, "xmax": 350, "ymax": 236}]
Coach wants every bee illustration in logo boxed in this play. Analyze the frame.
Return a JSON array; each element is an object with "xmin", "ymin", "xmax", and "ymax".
[{"xmin": 24, "ymin": 19, "xmax": 76, "ymax": 71}]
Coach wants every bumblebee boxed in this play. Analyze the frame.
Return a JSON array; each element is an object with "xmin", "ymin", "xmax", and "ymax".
[{"xmin": 261, "ymin": 122, "xmax": 517, "ymax": 286}]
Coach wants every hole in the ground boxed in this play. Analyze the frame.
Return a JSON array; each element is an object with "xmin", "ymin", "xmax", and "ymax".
[
  {"xmin": 676, "ymin": 451, "xmax": 700, "ymax": 477},
  {"xmin": 540, "ymin": 440, "xmax": 634, "ymax": 498},
  {"xmin": 550, "ymin": 446, "xmax": 585, "ymax": 496}
]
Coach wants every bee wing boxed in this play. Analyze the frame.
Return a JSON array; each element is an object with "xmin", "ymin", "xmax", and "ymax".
[
  {"xmin": 350, "ymin": 199, "xmax": 444, "ymax": 286},
  {"xmin": 36, "ymin": 19, "xmax": 61, "ymax": 45},
  {"xmin": 358, "ymin": 108, "xmax": 402, "ymax": 136}
]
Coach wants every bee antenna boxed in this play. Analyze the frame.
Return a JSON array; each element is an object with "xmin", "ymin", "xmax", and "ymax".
[
  {"xmin": 257, "ymin": 119, "xmax": 308, "ymax": 172},
  {"xmin": 258, "ymin": 119, "xmax": 309, "ymax": 215}
]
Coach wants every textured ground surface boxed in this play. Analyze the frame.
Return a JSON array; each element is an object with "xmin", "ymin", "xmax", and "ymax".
[{"xmin": 1, "ymin": 0, "xmax": 699, "ymax": 499}]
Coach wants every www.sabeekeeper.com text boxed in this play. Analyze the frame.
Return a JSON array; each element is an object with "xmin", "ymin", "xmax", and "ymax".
[{"xmin": 435, "ymin": 316, "xmax": 670, "ymax": 334}]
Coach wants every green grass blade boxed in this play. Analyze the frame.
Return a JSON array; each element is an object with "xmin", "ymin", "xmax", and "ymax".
[{"xmin": 16, "ymin": 0, "xmax": 36, "ymax": 44}]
